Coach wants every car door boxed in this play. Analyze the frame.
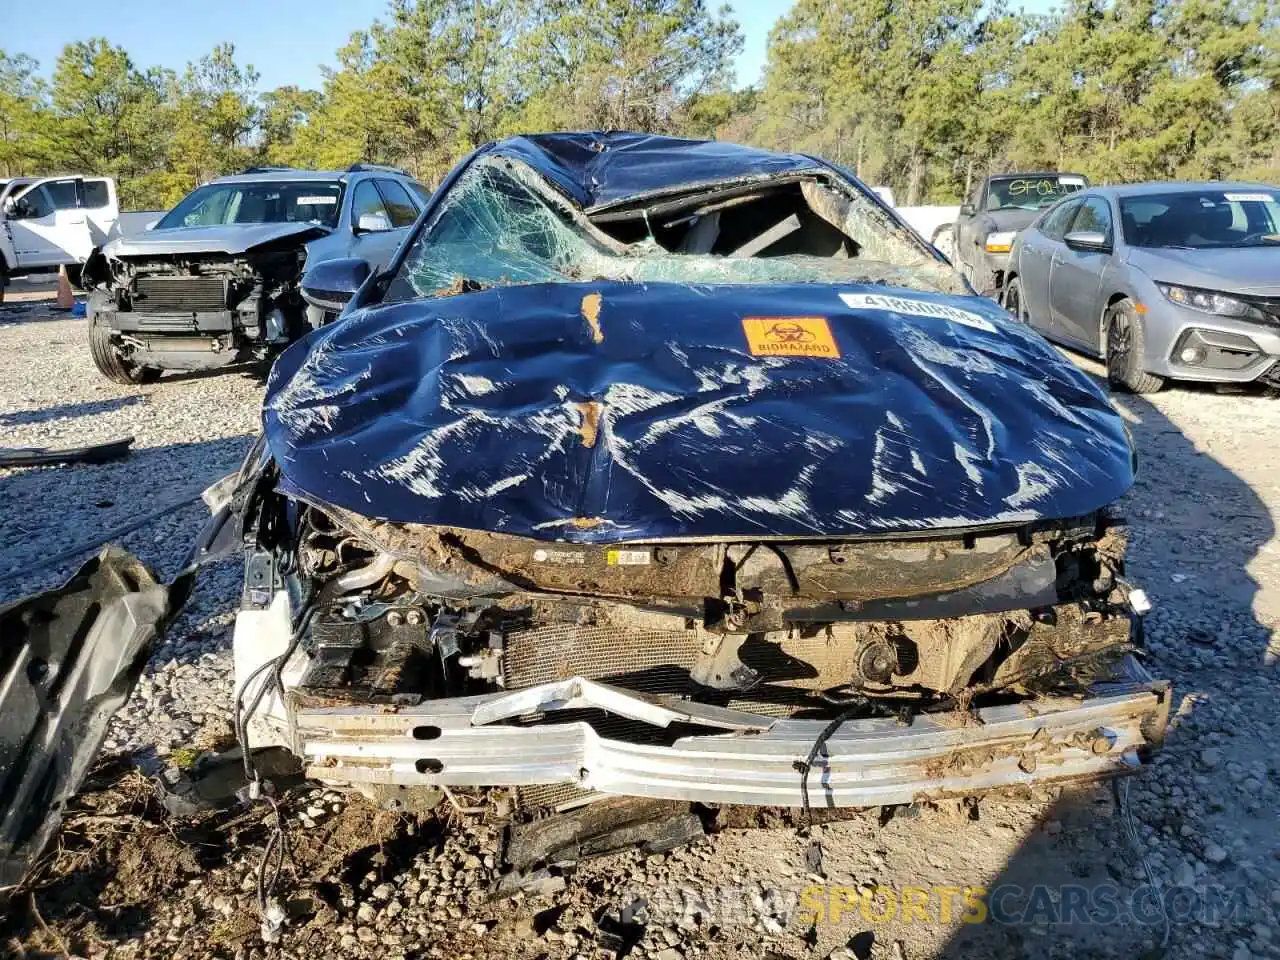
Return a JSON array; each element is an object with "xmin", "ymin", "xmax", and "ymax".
[
  {"xmin": 1016, "ymin": 198, "xmax": 1083, "ymax": 333},
  {"xmin": 5, "ymin": 184, "xmax": 59, "ymax": 267},
  {"xmin": 954, "ymin": 182, "xmax": 986, "ymax": 269},
  {"xmin": 347, "ymin": 179, "xmax": 416, "ymax": 269},
  {"xmin": 5, "ymin": 179, "xmax": 91, "ymax": 267},
  {"xmin": 1048, "ymin": 195, "xmax": 1114, "ymax": 352},
  {"xmin": 79, "ymin": 178, "xmax": 118, "ymax": 248},
  {"xmin": 370, "ymin": 178, "xmax": 421, "ymax": 266}
]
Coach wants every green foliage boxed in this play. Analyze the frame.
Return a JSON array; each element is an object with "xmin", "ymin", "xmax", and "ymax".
[
  {"xmin": 753, "ymin": 0, "xmax": 1277, "ymax": 200},
  {"xmin": 0, "ymin": 0, "xmax": 1273, "ymax": 208}
]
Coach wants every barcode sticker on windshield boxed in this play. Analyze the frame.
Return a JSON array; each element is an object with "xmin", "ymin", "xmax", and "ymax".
[
  {"xmin": 296, "ymin": 195, "xmax": 338, "ymax": 205},
  {"xmin": 1224, "ymin": 193, "xmax": 1271, "ymax": 202},
  {"xmin": 838, "ymin": 292, "xmax": 997, "ymax": 333}
]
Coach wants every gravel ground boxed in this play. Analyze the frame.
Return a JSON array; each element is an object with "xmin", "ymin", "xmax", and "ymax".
[{"xmin": 1, "ymin": 291, "xmax": 1278, "ymax": 960}]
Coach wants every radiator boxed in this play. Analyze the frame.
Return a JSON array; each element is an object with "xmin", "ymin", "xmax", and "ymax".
[
  {"xmin": 132, "ymin": 276, "xmax": 228, "ymax": 312},
  {"xmin": 501, "ymin": 621, "xmax": 846, "ymax": 810}
]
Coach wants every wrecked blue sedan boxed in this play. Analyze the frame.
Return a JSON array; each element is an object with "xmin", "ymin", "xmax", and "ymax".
[
  {"xmin": 210, "ymin": 133, "xmax": 1167, "ymax": 810},
  {"xmin": 1, "ymin": 135, "xmax": 1166, "ymax": 879}
]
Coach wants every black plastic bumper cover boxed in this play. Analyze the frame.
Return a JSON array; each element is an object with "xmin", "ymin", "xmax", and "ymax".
[{"xmin": 0, "ymin": 548, "xmax": 170, "ymax": 887}]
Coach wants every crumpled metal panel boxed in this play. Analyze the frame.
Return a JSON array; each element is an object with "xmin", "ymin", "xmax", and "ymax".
[
  {"xmin": 264, "ymin": 278, "xmax": 1134, "ymax": 543},
  {"xmin": 491, "ymin": 131, "xmax": 829, "ymax": 211}
]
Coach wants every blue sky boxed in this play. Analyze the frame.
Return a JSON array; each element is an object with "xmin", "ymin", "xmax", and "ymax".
[
  {"xmin": 3, "ymin": 0, "xmax": 1057, "ymax": 92},
  {"xmin": 4, "ymin": 0, "xmax": 798, "ymax": 92}
]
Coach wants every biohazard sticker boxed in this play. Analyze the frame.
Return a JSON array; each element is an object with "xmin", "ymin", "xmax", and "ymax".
[
  {"xmin": 743, "ymin": 316, "xmax": 841, "ymax": 358},
  {"xmin": 838, "ymin": 292, "xmax": 997, "ymax": 333}
]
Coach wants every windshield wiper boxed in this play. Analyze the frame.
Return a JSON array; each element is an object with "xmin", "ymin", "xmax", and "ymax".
[{"xmin": 1223, "ymin": 236, "xmax": 1280, "ymax": 247}]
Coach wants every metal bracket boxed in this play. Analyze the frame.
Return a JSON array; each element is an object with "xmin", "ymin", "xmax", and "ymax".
[
  {"xmin": 244, "ymin": 549, "xmax": 277, "ymax": 608},
  {"xmin": 689, "ymin": 631, "xmax": 760, "ymax": 692}
]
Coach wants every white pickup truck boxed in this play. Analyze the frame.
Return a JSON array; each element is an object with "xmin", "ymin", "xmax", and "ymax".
[{"xmin": 0, "ymin": 175, "xmax": 118, "ymax": 301}]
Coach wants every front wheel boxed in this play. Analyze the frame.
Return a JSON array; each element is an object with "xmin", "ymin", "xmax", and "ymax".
[
  {"xmin": 89, "ymin": 315, "xmax": 161, "ymax": 385},
  {"xmin": 1004, "ymin": 276, "xmax": 1029, "ymax": 324},
  {"xmin": 931, "ymin": 224, "xmax": 955, "ymax": 261},
  {"xmin": 1105, "ymin": 299, "xmax": 1164, "ymax": 394}
]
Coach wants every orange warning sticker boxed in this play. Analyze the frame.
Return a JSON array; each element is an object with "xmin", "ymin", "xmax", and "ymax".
[{"xmin": 742, "ymin": 316, "xmax": 840, "ymax": 358}]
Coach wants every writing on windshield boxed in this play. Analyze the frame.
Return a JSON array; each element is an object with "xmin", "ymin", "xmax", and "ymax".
[{"xmin": 988, "ymin": 176, "xmax": 1086, "ymax": 211}]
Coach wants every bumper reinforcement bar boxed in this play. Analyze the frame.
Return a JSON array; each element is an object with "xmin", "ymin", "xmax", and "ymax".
[{"xmin": 295, "ymin": 656, "xmax": 1169, "ymax": 808}]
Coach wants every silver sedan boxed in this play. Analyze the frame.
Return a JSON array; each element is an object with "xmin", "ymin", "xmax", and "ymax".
[{"xmin": 1003, "ymin": 183, "xmax": 1280, "ymax": 392}]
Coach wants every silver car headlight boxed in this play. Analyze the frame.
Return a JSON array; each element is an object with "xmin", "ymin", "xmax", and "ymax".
[
  {"xmin": 984, "ymin": 231, "xmax": 1017, "ymax": 253},
  {"xmin": 1157, "ymin": 284, "xmax": 1265, "ymax": 321}
]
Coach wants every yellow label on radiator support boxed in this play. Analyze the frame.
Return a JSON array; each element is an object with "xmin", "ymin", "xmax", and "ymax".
[{"xmin": 607, "ymin": 549, "xmax": 651, "ymax": 566}]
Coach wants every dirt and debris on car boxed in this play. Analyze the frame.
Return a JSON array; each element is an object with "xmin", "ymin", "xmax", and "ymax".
[{"xmin": 1, "ymin": 133, "xmax": 1169, "ymax": 886}]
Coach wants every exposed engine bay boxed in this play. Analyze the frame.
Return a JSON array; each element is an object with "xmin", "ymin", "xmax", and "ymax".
[
  {"xmin": 228, "ymin": 456, "xmax": 1168, "ymax": 813},
  {"xmin": 82, "ymin": 227, "xmax": 322, "ymax": 383}
]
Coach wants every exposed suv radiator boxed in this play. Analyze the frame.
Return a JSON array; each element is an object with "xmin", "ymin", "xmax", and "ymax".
[{"xmin": 132, "ymin": 276, "xmax": 227, "ymax": 312}]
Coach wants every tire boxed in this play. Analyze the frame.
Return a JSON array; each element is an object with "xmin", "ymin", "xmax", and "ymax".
[
  {"xmin": 89, "ymin": 315, "xmax": 160, "ymax": 385},
  {"xmin": 931, "ymin": 224, "xmax": 955, "ymax": 261},
  {"xmin": 1105, "ymin": 299, "xmax": 1164, "ymax": 394},
  {"xmin": 1004, "ymin": 276, "xmax": 1029, "ymax": 325}
]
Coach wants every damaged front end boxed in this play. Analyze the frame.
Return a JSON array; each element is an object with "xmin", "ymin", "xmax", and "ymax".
[
  {"xmin": 227, "ymin": 476, "xmax": 1167, "ymax": 812},
  {"xmin": 82, "ymin": 224, "xmax": 324, "ymax": 383}
]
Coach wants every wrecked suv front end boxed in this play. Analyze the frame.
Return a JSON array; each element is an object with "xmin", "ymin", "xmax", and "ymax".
[
  {"xmin": 83, "ymin": 223, "xmax": 324, "ymax": 385},
  {"xmin": 224, "ymin": 132, "xmax": 1167, "ymax": 814}
]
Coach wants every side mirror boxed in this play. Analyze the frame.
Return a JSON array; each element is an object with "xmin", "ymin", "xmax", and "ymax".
[
  {"xmin": 355, "ymin": 212, "xmax": 392, "ymax": 234},
  {"xmin": 301, "ymin": 257, "xmax": 371, "ymax": 313},
  {"xmin": 960, "ymin": 202, "xmax": 975, "ymax": 217},
  {"xmin": 1064, "ymin": 229, "xmax": 1110, "ymax": 252},
  {"xmin": 145, "ymin": 219, "xmax": 159, "ymax": 231}
]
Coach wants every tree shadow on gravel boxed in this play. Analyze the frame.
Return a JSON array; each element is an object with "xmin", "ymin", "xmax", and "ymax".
[
  {"xmin": 0, "ymin": 433, "xmax": 256, "ymax": 602},
  {"xmin": 931, "ymin": 374, "xmax": 1279, "ymax": 960},
  {"xmin": 0, "ymin": 394, "xmax": 143, "ymax": 426},
  {"xmin": 156, "ymin": 361, "xmax": 272, "ymax": 386}
]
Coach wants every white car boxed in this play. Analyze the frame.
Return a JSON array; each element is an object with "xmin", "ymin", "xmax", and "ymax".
[{"xmin": 0, "ymin": 175, "xmax": 118, "ymax": 300}]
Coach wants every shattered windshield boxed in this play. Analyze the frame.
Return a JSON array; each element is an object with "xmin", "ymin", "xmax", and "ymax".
[{"xmin": 383, "ymin": 157, "xmax": 963, "ymax": 302}]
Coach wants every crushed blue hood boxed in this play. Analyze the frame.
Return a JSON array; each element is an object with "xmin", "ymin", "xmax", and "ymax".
[
  {"xmin": 485, "ymin": 132, "xmax": 827, "ymax": 211},
  {"xmin": 263, "ymin": 281, "xmax": 1134, "ymax": 543}
]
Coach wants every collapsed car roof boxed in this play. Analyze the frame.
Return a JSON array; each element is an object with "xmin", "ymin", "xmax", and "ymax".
[{"xmin": 492, "ymin": 131, "xmax": 833, "ymax": 210}]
